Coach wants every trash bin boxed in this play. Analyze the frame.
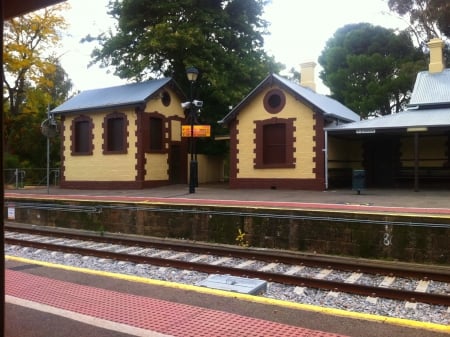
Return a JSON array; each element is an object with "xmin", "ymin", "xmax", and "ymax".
[{"xmin": 352, "ymin": 169, "xmax": 365, "ymax": 194}]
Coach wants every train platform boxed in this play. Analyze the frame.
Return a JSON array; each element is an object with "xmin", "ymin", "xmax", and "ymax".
[
  {"xmin": 5, "ymin": 256, "xmax": 448, "ymax": 337},
  {"xmin": 5, "ymin": 184, "xmax": 450, "ymax": 217}
]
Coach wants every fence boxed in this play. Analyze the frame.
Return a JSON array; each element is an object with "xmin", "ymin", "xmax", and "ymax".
[{"xmin": 4, "ymin": 168, "xmax": 60, "ymax": 189}]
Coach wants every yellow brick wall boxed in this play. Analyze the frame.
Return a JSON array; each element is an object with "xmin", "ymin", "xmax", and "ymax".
[
  {"xmin": 145, "ymin": 153, "xmax": 169, "ymax": 180},
  {"xmin": 63, "ymin": 87, "xmax": 186, "ymax": 183},
  {"xmin": 63, "ymin": 109, "xmax": 138, "ymax": 181},
  {"xmin": 236, "ymin": 86, "xmax": 316, "ymax": 179}
]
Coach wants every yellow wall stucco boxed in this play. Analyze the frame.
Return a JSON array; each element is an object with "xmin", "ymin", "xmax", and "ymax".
[
  {"xmin": 63, "ymin": 109, "xmax": 138, "ymax": 181},
  {"xmin": 62, "ymin": 86, "xmax": 187, "ymax": 184},
  {"xmin": 236, "ymin": 86, "xmax": 316, "ymax": 179}
]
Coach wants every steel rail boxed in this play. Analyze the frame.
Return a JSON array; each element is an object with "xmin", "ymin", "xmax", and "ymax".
[
  {"xmin": 5, "ymin": 236, "xmax": 450, "ymax": 306},
  {"xmin": 6, "ymin": 224, "xmax": 450, "ymax": 283}
]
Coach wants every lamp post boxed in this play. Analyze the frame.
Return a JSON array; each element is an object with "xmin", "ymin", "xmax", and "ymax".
[{"xmin": 186, "ymin": 66, "xmax": 199, "ymax": 193}]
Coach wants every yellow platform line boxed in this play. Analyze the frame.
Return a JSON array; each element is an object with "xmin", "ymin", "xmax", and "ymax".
[{"xmin": 6, "ymin": 255, "xmax": 449, "ymax": 334}]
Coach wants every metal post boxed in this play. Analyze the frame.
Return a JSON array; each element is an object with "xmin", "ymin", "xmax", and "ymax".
[
  {"xmin": 47, "ymin": 108, "xmax": 50, "ymax": 194},
  {"xmin": 414, "ymin": 132, "xmax": 419, "ymax": 192},
  {"xmin": 189, "ymin": 81, "xmax": 197, "ymax": 193}
]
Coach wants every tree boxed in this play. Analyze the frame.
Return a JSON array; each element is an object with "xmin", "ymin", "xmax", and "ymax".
[
  {"xmin": 3, "ymin": 4, "xmax": 73, "ymax": 169},
  {"xmin": 388, "ymin": 0, "xmax": 450, "ymax": 42},
  {"xmin": 88, "ymin": 0, "xmax": 282, "ymax": 153},
  {"xmin": 318, "ymin": 23, "xmax": 425, "ymax": 119}
]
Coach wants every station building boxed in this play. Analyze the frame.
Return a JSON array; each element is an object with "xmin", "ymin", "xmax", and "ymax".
[
  {"xmin": 220, "ymin": 39, "xmax": 450, "ymax": 191},
  {"xmin": 52, "ymin": 78, "xmax": 190, "ymax": 189},
  {"xmin": 219, "ymin": 63, "xmax": 359, "ymax": 190},
  {"xmin": 326, "ymin": 38, "xmax": 450, "ymax": 190},
  {"xmin": 52, "ymin": 38, "xmax": 450, "ymax": 191}
]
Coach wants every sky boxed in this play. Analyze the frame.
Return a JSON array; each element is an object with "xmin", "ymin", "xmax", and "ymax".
[{"xmin": 58, "ymin": 0, "xmax": 408, "ymax": 94}]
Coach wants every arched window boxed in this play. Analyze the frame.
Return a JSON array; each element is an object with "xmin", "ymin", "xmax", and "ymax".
[
  {"xmin": 254, "ymin": 118, "xmax": 295, "ymax": 168},
  {"xmin": 71, "ymin": 115, "xmax": 93, "ymax": 155},
  {"xmin": 103, "ymin": 112, "xmax": 128, "ymax": 154}
]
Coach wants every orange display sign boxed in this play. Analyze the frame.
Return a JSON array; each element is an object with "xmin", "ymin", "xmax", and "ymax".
[{"xmin": 182, "ymin": 125, "xmax": 211, "ymax": 137}]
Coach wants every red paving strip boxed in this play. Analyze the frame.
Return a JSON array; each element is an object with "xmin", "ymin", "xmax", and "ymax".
[
  {"xmin": 6, "ymin": 192, "xmax": 450, "ymax": 215},
  {"xmin": 6, "ymin": 269, "xmax": 348, "ymax": 337}
]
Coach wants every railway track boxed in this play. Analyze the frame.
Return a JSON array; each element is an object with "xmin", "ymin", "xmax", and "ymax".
[{"xmin": 5, "ymin": 223, "xmax": 450, "ymax": 307}]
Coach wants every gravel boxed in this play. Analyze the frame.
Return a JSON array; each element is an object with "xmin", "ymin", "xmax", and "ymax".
[{"xmin": 5, "ymin": 244, "xmax": 450, "ymax": 326}]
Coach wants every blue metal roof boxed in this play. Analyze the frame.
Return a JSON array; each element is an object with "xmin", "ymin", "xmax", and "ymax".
[
  {"xmin": 328, "ymin": 67, "xmax": 450, "ymax": 133},
  {"xmin": 408, "ymin": 69, "xmax": 450, "ymax": 107},
  {"xmin": 326, "ymin": 107, "xmax": 450, "ymax": 132},
  {"xmin": 219, "ymin": 73, "xmax": 360, "ymax": 125},
  {"xmin": 52, "ymin": 78, "xmax": 175, "ymax": 114}
]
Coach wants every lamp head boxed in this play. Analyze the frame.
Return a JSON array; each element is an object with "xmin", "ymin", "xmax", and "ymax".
[{"xmin": 186, "ymin": 66, "xmax": 199, "ymax": 82}]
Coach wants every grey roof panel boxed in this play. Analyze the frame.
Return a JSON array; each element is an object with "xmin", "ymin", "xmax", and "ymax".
[
  {"xmin": 409, "ymin": 69, "xmax": 450, "ymax": 106},
  {"xmin": 52, "ymin": 78, "xmax": 172, "ymax": 114},
  {"xmin": 326, "ymin": 108, "xmax": 450, "ymax": 132},
  {"xmin": 273, "ymin": 74, "xmax": 360, "ymax": 122},
  {"xmin": 220, "ymin": 74, "xmax": 359, "ymax": 125}
]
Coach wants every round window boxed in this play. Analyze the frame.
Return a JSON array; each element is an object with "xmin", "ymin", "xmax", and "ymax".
[
  {"xmin": 161, "ymin": 91, "xmax": 171, "ymax": 106},
  {"xmin": 263, "ymin": 89, "xmax": 285, "ymax": 114}
]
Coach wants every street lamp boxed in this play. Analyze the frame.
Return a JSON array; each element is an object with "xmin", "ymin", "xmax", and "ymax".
[{"xmin": 186, "ymin": 66, "xmax": 199, "ymax": 193}]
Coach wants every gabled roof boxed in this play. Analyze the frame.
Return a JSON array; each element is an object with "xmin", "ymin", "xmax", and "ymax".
[
  {"xmin": 326, "ymin": 107, "xmax": 450, "ymax": 133},
  {"xmin": 408, "ymin": 69, "xmax": 450, "ymax": 107},
  {"xmin": 219, "ymin": 73, "xmax": 360, "ymax": 125},
  {"xmin": 52, "ymin": 78, "xmax": 184, "ymax": 114},
  {"xmin": 328, "ymin": 67, "xmax": 450, "ymax": 133}
]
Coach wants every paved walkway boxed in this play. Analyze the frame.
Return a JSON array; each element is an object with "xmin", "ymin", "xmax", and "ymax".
[
  {"xmin": 5, "ymin": 184, "xmax": 450, "ymax": 216},
  {"xmin": 6, "ymin": 268, "xmax": 347, "ymax": 337}
]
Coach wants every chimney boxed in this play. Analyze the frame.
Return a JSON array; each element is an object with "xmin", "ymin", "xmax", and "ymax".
[
  {"xmin": 428, "ymin": 38, "xmax": 445, "ymax": 73},
  {"xmin": 300, "ymin": 62, "xmax": 316, "ymax": 92}
]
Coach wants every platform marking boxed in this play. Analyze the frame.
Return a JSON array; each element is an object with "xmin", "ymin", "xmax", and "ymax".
[
  {"xmin": 379, "ymin": 276, "xmax": 396, "ymax": 288},
  {"xmin": 6, "ymin": 255, "xmax": 450, "ymax": 335},
  {"xmin": 258, "ymin": 262, "xmax": 279, "ymax": 272},
  {"xmin": 316, "ymin": 269, "xmax": 333, "ymax": 279},
  {"xmin": 235, "ymin": 260, "xmax": 256, "ymax": 269},
  {"xmin": 285, "ymin": 265, "xmax": 304, "ymax": 275},
  {"xmin": 6, "ymin": 295, "xmax": 174, "ymax": 337}
]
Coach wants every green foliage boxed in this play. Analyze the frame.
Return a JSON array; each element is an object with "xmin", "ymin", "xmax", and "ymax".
[
  {"xmin": 3, "ymin": 4, "xmax": 72, "ymax": 169},
  {"xmin": 318, "ymin": 23, "xmax": 426, "ymax": 118},
  {"xmin": 388, "ymin": 0, "xmax": 450, "ymax": 42},
  {"xmin": 88, "ymin": 0, "xmax": 282, "ymax": 154}
]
